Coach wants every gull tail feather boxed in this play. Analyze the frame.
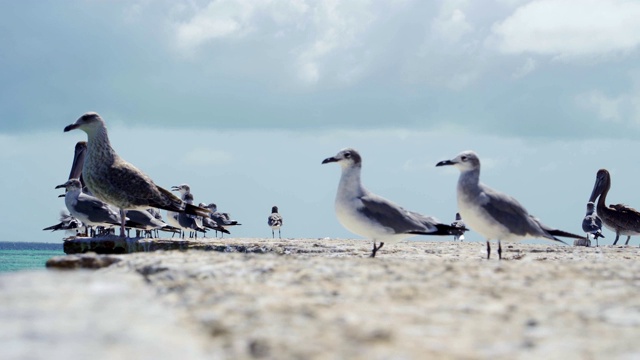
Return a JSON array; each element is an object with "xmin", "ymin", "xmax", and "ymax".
[
  {"xmin": 161, "ymin": 225, "xmax": 181, "ymax": 233},
  {"xmin": 408, "ymin": 224, "xmax": 466, "ymax": 236},
  {"xmin": 184, "ymin": 203, "xmax": 211, "ymax": 218},
  {"xmin": 43, "ymin": 223, "xmax": 63, "ymax": 231},
  {"xmin": 546, "ymin": 229, "xmax": 586, "ymax": 244}
]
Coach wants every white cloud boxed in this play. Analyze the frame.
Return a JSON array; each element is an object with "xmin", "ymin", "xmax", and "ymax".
[
  {"xmin": 574, "ymin": 88, "xmax": 640, "ymax": 126},
  {"xmin": 511, "ymin": 57, "xmax": 536, "ymax": 78},
  {"xmin": 575, "ymin": 90, "xmax": 624, "ymax": 123},
  {"xmin": 491, "ymin": 0, "xmax": 640, "ymax": 59},
  {"xmin": 431, "ymin": 2, "xmax": 473, "ymax": 43},
  {"xmin": 171, "ymin": 0, "xmax": 402, "ymax": 85},
  {"xmin": 174, "ymin": 1, "xmax": 261, "ymax": 49}
]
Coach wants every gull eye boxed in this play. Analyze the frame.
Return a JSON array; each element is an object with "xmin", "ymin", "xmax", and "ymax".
[
  {"xmin": 460, "ymin": 155, "xmax": 467, "ymax": 161},
  {"xmin": 344, "ymin": 152, "xmax": 351, "ymax": 158}
]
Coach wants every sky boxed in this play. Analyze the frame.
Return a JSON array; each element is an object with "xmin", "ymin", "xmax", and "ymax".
[{"xmin": 2, "ymin": 0, "xmax": 640, "ymax": 247}]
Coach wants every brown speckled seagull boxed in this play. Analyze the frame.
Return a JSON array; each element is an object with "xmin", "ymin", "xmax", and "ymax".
[{"xmin": 64, "ymin": 112, "xmax": 210, "ymax": 237}]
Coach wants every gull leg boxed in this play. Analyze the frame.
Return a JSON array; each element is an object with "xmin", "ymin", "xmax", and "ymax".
[
  {"xmin": 272, "ymin": 229, "xmax": 274, "ymax": 238},
  {"xmin": 279, "ymin": 229, "xmax": 281, "ymax": 239},
  {"xmin": 370, "ymin": 242, "xmax": 384, "ymax": 258},
  {"xmin": 486, "ymin": 240, "xmax": 491, "ymax": 260},
  {"xmin": 625, "ymin": 236, "xmax": 631, "ymax": 245},
  {"xmin": 498, "ymin": 241, "xmax": 502, "ymax": 260},
  {"xmin": 119, "ymin": 209, "xmax": 126, "ymax": 238}
]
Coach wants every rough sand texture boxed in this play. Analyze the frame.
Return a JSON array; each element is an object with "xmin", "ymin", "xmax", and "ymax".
[{"xmin": 5, "ymin": 238, "xmax": 640, "ymax": 359}]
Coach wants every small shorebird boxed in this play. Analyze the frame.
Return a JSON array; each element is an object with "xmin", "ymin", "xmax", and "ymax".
[
  {"xmin": 322, "ymin": 148, "xmax": 463, "ymax": 258},
  {"xmin": 125, "ymin": 209, "xmax": 180, "ymax": 236},
  {"xmin": 588, "ymin": 169, "xmax": 640, "ymax": 245},
  {"xmin": 204, "ymin": 203, "xmax": 241, "ymax": 237},
  {"xmin": 451, "ymin": 213, "xmax": 467, "ymax": 241},
  {"xmin": 436, "ymin": 151, "xmax": 584, "ymax": 259},
  {"xmin": 171, "ymin": 184, "xmax": 206, "ymax": 238},
  {"xmin": 197, "ymin": 203, "xmax": 230, "ymax": 236},
  {"xmin": 42, "ymin": 210, "xmax": 85, "ymax": 237},
  {"xmin": 268, "ymin": 206, "xmax": 283, "ymax": 239},
  {"xmin": 581, "ymin": 202, "xmax": 604, "ymax": 247},
  {"xmin": 64, "ymin": 112, "xmax": 210, "ymax": 237}
]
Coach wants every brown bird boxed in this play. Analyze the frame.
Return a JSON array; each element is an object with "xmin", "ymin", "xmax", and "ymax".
[
  {"xmin": 588, "ymin": 169, "xmax": 640, "ymax": 245},
  {"xmin": 64, "ymin": 112, "xmax": 210, "ymax": 237}
]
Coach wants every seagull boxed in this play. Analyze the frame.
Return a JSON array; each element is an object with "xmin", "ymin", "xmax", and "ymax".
[
  {"xmin": 451, "ymin": 213, "xmax": 467, "ymax": 241},
  {"xmin": 177, "ymin": 193, "xmax": 206, "ymax": 238},
  {"xmin": 588, "ymin": 169, "xmax": 640, "ymax": 246},
  {"xmin": 436, "ymin": 151, "xmax": 584, "ymax": 259},
  {"xmin": 63, "ymin": 112, "xmax": 210, "ymax": 237},
  {"xmin": 125, "ymin": 209, "xmax": 180, "ymax": 236},
  {"xmin": 322, "ymin": 148, "xmax": 463, "ymax": 258},
  {"xmin": 43, "ymin": 210, "xmax": 85, "ymax": 237},
  {"xmin": 170, "ymin": 184, "xmax": 206, "ymax": 238},
  {"xmin": 55, "ymin": 178, "xmax": 123, "ymax": 232},
  {"xmin": 197, "ymin": 203, "xmax": 231, "ymax": 236},
  {"xmin": 581, "ymin": 202, "xmax": 604, "ymax": 247},
  {"xmin": 205, "ymin": 203, "xmax": 241, "ymax": 233},
  {"xmin": 268, "ymin": 206, "xmax": 283, "ymax": 239}
]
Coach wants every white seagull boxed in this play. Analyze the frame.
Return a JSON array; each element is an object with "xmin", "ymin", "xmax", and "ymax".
[
  {"xmin": 436, "ymin": 150, "xmax": 584, "ymax": 259},
  {"xmin": 322, "ymin": 148, "xmax": 462, "ymax": 257}
]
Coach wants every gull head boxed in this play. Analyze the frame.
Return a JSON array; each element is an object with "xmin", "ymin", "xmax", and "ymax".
[
  {"xmin": 55, "ymin": 178, "xmax": 83, "ymax": 192},
  {"xmin": 436, "ymin": 150, "xmax": 480, "ymax": 173},
  {"xmin": 206, "ymin": 203, "xmax": 218, "ymax": 212},
  {"xmin": 171, "ymin": 184, "xmax": 191, "ymax": 194},
  {"xmin": 322, "ymin": 148, "xmax": 362, "ymax": 170},
  {"xmin": 271, "ymin": 206, "xmax": 279, "ymax": 213},
  {"xmin": 586, "ymin": 201, "xmax": 596, "ymax": 214},
  {"xmin": 64, "ymin": 112, "xmax": 105, "ymax": 135}
]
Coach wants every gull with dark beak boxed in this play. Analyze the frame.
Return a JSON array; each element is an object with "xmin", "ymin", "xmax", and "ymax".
[
  {"xmin": 436, "ymin": 151, "xmax": 584, "ymax": 259},
  {"xmin": 55, "ymin": 178, "xmax": 123, "ymax": 231},
  {"xmin": 322, "ymin": 148, "xmax": 464, "ymax": 258},
  {"xmin": 581, "ymin": 202, "xmax": 604, "ymax": 247},
  {"xmin": 63, "ymin": 112, "xmax": 210, "ymax": 237}
]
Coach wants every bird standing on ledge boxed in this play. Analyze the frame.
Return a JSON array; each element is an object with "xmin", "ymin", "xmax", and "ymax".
[{"xmin": 64, "ymin": 112, "xmax": 210, "ymax": 237}]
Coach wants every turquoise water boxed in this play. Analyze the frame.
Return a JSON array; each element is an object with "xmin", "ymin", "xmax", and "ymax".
[{"xmin": 0, "ymin": 242, "xmax": 64, "ymax": 272}]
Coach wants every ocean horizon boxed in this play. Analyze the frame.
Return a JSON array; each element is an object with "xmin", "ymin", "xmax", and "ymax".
[{"xmin": 0, "ymin": 242, "xmax": 64, "ymax": 273}]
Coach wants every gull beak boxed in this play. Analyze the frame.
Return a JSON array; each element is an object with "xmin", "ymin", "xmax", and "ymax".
[
  {"xmin": 58, "ymin": 194, "xmax": 65, "ymax": 198},
  {"xmin": 170, "ymin": 185, "xmax": 180, "ymax": 191},
  {"xmin": 54, "ymin": 183, "xmax": 67, "ymax": 189},
  {"xmin": 436, "ymin": 159, "xmax": 455, "ymax": 167},
  {"xmin": 322, "ymin": 156, "xmax": 338, "ymax": 164},
  {"xmin": 64, "ymin": 123, "xmax": 79, "ymax": 132}
]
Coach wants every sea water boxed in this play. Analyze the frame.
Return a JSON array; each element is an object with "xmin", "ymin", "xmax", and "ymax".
[{"xmin": 0, "ymin": 242, "xmax": 64, "ymax": 272}]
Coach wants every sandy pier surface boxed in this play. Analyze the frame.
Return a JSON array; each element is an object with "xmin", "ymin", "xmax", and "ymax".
[{"xmin": 3, "ymin": 238, "xmax": 640, "ymax": 359}]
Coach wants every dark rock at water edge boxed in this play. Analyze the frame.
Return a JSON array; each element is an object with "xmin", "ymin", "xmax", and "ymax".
[{"xmin": 61, "ymin": 236, "xmax": 344, "ymax": 256}]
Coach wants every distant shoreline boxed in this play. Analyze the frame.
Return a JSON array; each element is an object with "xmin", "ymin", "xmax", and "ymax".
[{"xmin": 0, "ymin": 242, "xmax": 63, "ymax": 250}]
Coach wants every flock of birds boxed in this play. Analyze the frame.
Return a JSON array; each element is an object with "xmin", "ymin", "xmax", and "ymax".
[
  {"xmin": 43, "ymin": 112, "xmax": 264, "ymax": 240},
  {"xmin": 44, "ymin": 112, "xmax": 640, "ymax": 259},
  {"xmin": 321, "ymin": 147, "xmax": 640, "ymax": 258}
]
